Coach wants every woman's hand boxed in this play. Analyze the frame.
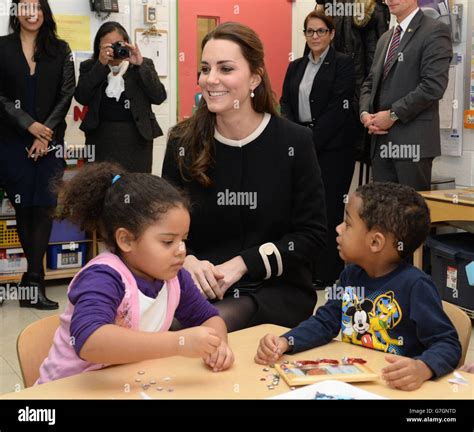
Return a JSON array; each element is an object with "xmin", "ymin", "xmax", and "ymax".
[
  {"xmin": 99, "ymin": 43, "xmax": 114, "ymax": 66},
  {"xmin": 214, "ymin": 256, "xmax": 248, "ymax": 298},
  {"xmin": 203, "ymin": 340, "xmax": 234, "ymax": 372},
  {"xmin": 183, "ymin": 255, "xmax": 224, "ymax": 300},
  {"xmin": 27, "ymin": 122, "xmax": 53, "ymax": 144},
  {"xmin": 124, "ymin": 42, "xmax": 143, "ymax": 66},
  {"xmin": 28, "ymin": 138, "xmax": 49, "ymax": 162}
]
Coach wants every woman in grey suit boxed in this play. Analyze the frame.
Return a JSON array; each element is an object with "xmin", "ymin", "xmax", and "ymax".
[{"xmin": 75, "ymin": 22, "xmax": 166, "ymax": 173}]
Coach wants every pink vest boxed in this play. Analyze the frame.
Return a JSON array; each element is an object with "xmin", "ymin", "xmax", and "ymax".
[{"xmin": 36, "ymin": 252, "xmax": 181, "ymax": 384}]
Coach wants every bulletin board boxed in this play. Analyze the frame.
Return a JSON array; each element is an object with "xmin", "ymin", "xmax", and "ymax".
[{"xmin": 135, "ymin": 28, "xmax": 168, "ymax": 77}]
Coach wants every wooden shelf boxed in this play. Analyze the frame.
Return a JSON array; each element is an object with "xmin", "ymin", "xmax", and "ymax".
[
  {"xmin": 0, "ymin": 231, "xmax": 97, "ymax": 283},
  {"xmin": 48, "ymin": 239, "xmax": 93, "ymax": 246},
  {"xmin": 44, "ymin": 268, "xmax": 82, "ymax": 280},
  {"xmin": 0, "ymin": 273, "xmax": 22, "ymax": 283}
]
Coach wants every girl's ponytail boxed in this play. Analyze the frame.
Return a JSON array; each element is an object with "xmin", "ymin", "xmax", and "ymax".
[
  {"xmin": 58, "ymin": 162, "xmax": 125, "ymax": 232},
  {"xmin": 56, "ymin": 162, "xmax": 189, "ymax": 250}
]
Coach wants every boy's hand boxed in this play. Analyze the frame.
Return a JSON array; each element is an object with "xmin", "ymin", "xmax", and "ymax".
[
  {"xmin": 255, "ymin": 334, "xmax": 289, "ymax": 365},
  {"xmin": 204, "ymin": 340, "xmax": 234, "ymax": 372},
  {"xmin": 382, "ymin": 355, "xmax": 433, "ymax": 391}
]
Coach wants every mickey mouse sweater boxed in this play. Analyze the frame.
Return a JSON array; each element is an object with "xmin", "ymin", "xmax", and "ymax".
[{"xmin": 283, "ymin": 263, "xmax": 461, "ymax": 377}]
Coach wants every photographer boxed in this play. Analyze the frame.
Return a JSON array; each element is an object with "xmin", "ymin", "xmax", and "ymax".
[
  {"xmin": 0, "ymin": 0, "xmax": 75, "ymax": 309},
  {"xmin": 75, "ymin": 22, "xmax": 166, "ymax": 173}
]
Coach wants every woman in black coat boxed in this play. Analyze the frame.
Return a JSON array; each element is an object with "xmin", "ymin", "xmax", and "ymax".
[
  {"xmin": 163, "ymin": 22, "xmax": 327, "ymax": 332},
  {"xmin": 280, "ymin": 11, "xmax": 355, "ymax": 288},
  {"xmin": 75, "ymin": 22, "xmax": 166, "ymax": 173},
  {"xmin": 0, "ymin": 0, "xmax": 75, "ymax": 309}
]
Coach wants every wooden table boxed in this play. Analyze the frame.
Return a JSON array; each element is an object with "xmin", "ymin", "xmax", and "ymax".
[
  {"xmin": 2, "ymin": 324, "xmax": 472, "ymax": 400},
  {"xmin": 414, "ymin": 188, "xmax": 474, "ymax": 269}
]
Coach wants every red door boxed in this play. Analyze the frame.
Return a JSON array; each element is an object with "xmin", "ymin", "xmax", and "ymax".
[{"xmin": 178, "ymin": 0, "xmax": 292, "ymax": 120}]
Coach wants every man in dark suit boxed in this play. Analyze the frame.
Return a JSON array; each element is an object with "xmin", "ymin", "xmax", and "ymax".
[{"xmin": 359, "ymin": 0, "xmax": 452, "ymax": 191}]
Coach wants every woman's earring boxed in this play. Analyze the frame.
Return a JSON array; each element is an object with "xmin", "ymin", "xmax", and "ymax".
[{"xmin": 250, "ymin": 90, "xmax": 255, "ymax": 98}]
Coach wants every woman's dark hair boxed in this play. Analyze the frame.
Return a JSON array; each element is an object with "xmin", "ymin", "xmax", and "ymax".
[
  {"xmin": 92, "ymin": 21, "xmax": 130, "ymax": 61},
  {"xmin": 57, "ymin": 162, "xmax": 190, "ymax": 251},
  {"xmin": 355, "ymin": 182, "xmax": 431, "ymax": 260},
  {"xmin": 304, "ymin": 10, "xmax": 335, "ymax": 32},
  {"xmin": 168, "ymin": 21, "xmax": 278, "ymax": 187},
  {"xmin": 9, "ymin": 0, "xmax": 61, "ymax": 60}
]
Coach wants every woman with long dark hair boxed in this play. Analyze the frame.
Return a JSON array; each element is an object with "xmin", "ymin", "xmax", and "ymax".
[
  {"xmin": 163, "ymin": 22, "xmax": 327, "ymax": 332},
  {"xmin": 75, "ymin": 21, "xmax": 166, "ymax": 173},
  {"xmin": 0, "ymin": 0, "xmax": 75, "ymax": 309}
]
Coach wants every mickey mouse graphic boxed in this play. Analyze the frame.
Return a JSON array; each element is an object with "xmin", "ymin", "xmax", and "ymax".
[{"xmin": 345, "ymin": 298, "xmax": 375, "ymax": 349}]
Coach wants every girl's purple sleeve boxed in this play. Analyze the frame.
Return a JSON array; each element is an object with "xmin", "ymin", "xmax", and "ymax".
[
  {"xmin": 173, "ymin": 268, "xmax": 220, "ymax": 328},
  {"xmin": 69, "ymin": 265, "xmax": 125, "ymax": 357}
]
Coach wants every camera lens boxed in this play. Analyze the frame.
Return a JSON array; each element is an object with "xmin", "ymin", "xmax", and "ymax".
[{"xmin": 112, "ymin": 42, "xmax": 130, "ymax": 59}]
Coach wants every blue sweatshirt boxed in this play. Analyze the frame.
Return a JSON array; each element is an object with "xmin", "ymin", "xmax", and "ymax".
[{"xmin": 283, "ymin": 263, "xmax": 461, "ymax": 377}]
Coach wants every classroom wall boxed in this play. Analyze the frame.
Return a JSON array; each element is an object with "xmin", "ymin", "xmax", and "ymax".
[{"xmin": 433, "ymin": 0, "xmax": 474, "ymax": 187}]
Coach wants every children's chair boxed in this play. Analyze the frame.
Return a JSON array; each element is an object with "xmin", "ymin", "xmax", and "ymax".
[
  {"xmin": 442, "ymin": 301, "xmax": 472, "ymax": 367},
  {"xmin": 17, "ymin": 315, "xmax": 60, "ymax": 387}
]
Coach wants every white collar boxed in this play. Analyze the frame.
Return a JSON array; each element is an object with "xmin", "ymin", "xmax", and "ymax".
[
  {"xmin": 214, "ymin": 113, "xmax": 271, "ymax": 147},
  {"xmin": 308, "ymin": 46, "xmax": 330, "ymax": 65},
  {"xmin": 398, "ymin": 7, "xmax": 420, "ymax": 34}
]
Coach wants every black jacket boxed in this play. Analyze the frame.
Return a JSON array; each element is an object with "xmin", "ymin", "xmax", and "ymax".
[
  {"xmin": 75, "ymin": 58, "xmax": 166, "ymax": 141},
  {"xmin": 280, "ymin": 47, "xmax": 355, "ymax": 152},
  {"xmin": 0, "ymin": 33, "xmax": 75, "ymax": 142}
]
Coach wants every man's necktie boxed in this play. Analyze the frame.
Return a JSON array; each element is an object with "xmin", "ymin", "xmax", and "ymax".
[{"xmin": 383, "ymin": 25, "xmax": 402, "ymax": 80}]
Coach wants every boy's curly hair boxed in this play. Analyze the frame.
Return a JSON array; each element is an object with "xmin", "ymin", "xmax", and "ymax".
[{"xmin": 355, "ymin": 182, "xmax": 431, "ymax": 259}]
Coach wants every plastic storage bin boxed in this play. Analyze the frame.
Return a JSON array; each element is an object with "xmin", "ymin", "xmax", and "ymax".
[
  {"xmin": 47, "ymin": 242, "xmax": 87, "ymax": 270},
  {"xmin": 425, "ymin": 233, "xmax": 474, "ymax": 313},
  {"xmin": 0, "ymin": 247, "xmax": 27, "ymax": 274},
  {"xmin": 0, "ymin": 220, "xmax": 21, "ymax": 247},
  {"xmin": 49, "ymin": 220, "xmax": 86, "ymax": 243}
]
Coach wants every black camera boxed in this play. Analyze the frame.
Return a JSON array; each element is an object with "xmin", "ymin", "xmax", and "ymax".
[{"xmin": 111, "ymin": 41, "xmax": 130, "ymax": 59}]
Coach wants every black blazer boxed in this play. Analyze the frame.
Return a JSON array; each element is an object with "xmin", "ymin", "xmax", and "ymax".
[
  {"xmin": 0, "ymin": 33, "xmax": 75, "ymax": 142},
  {"xmin": 280, "ymin": 47, "xmax": 355, "ymax": 152},
  {"xmin": 75, "ymin": 58, "xmax": 166, "ymax": 141}
]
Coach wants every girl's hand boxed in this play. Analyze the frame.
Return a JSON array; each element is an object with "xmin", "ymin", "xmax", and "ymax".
[
  {"xmin": 183, "ymin": 255, "xmax": 224, "ymax": 300},
  {"xmin": 28, "ymin": 138, "xmax": 48, "ymax": 162},
  {"xmin": 27, "ymin": 122, "xmax": 53, "ymax": 144},
  {"xmin": 176, "ymin": 326, "xmax": 221, "ymax": 358},
  {"xmin": 255, "ymin": 334, "xmax": 289, "ymax": 365},
  {"xmin": 214, "ymin": 256, "xmax": 248, "ymax": 298},
  {"xmin": 124, "ymin": 42, "xmax": 143, "ymax": 66},
  {"xmin": 460, "ymin": 362, "xmax": 474, "ymax": 374},
  {"xmin": 99, "ymin": 43, "xmax": 114, "ymax": 66},
  {"xmin": 204, "ymin": 340, "xmax": 234, "ymax": 372}
]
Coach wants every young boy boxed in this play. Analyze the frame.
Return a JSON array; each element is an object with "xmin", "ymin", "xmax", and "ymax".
[{"xmin": 255, "ymin": 183, "xmax": 461, "ymax": 391}]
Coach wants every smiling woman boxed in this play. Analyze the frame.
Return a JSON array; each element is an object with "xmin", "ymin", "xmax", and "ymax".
[
  {"xmin": 164, "ymin": 22, "xmax": 327, "ymax": 332},
  {"xmin": 0, "ymin": 0, "xmax": 75, "ymax": 309}
]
